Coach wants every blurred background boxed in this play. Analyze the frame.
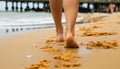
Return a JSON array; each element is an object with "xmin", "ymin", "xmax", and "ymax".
[{"xmin": 0, "ymin": 0, "xmax": 120, "ymax": 38}]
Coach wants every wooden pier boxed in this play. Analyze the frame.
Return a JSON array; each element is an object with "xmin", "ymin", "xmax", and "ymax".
[
  {"xmin": 2, "ymin": 0, "xmax": 50, "ymax": 12},
  {"xmin": 0, "ymin": 0, "xmax": 120, "ymax": 13}
]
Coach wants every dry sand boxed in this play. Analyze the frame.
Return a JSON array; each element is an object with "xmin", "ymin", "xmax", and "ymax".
[{"xmin": 0, "ymin": 12, "xmax": 120, "ymax": 69}]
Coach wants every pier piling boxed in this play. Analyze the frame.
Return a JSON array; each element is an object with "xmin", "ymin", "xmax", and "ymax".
[
  {"xmin": 5, "ymin": 0, "xmax": 8, "ymax": 11},
  {"xmin": 20, "ymin": 1, "xmax": 23, "ymax": 12},
  {"xmin": 16, "ymin": 1, "xmax": 18, "ymax": 11},
  {"xmin": 11, "ymin": 1, "xmax": 14, "ymax": 11}
]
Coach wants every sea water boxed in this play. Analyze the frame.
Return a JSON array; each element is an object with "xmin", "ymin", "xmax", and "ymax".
[
  {"xmin": 0, "ymin": 10, "xmax": 70, "ymax": 39},
  {"xmin": 0, "ymin": 11, "xmax": 67, "ymax": 38}
]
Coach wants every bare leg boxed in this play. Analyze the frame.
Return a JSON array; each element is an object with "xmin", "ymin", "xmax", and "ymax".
[
  {"xmin": 49, "ymin": 0, "xmax": 64, "ymax": 42},
  {"xmin": 63, "ymin": 0, "xmax": 79, "ymax": 48}
]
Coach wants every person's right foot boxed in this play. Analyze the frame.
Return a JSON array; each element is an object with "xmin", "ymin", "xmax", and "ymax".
[{"xmin": 65, "ymin": 33, "xmax": 79, "ymax": 48}]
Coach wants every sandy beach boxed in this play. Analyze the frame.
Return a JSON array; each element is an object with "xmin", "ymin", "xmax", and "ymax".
[{"xmin": 0, "ymin": 12, "xmax": 120, "ymax": 69}]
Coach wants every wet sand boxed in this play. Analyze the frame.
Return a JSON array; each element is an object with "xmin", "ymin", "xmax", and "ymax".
[{"xmin": 0, "ymin": 13, "xmax": 120, "ymax": 69}]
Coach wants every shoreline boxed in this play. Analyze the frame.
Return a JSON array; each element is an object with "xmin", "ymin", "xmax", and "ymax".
[{"xmin": 0, "ymin": 12, "xmax": 106, "ymax": 39}]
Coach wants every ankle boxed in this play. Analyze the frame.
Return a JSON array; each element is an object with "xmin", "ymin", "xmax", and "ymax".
[
  {"xmin": 65, "ymin": 30, "xmax": 75, "ymax": 37},
  {"xmin": 56, "ymin": 27, "xmax": 63, "ymax": 34}
]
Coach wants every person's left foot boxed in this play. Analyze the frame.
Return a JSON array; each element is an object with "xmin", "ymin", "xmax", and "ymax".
[{"xmin": 56, "ymin": 35, "xmax": 64, "ymax": 42}]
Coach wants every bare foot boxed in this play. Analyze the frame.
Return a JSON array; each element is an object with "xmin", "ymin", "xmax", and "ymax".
[
  {"xmin": 56, "ymin": 35, "xmax": 64, "ymax": 42},
  {"xmin": 65, "ymin": 33, "xmax": 79, "ymax": 48}
]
